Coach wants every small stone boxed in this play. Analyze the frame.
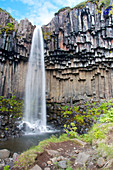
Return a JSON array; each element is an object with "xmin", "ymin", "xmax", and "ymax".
[
  {"xmin": 0, "ymin": 149, "xmax": 10, "ymax": 159},
  {"xmin": 97, "ymin": 157, "xmax": 105, "ymax": 168},
  {"xmin": 57, "ymin": 156, "xmax": 65, "ymax": 161},
  {"xmin": 75, "ymin": 150, "xmax": 79, "ymax": 154},
  {"xmin": 47, "ymin": 161, "xmax": 52, "ymax": 165},
  {"xmin": 57, "ymin": 148, "xmax": 63, "ymax": 151},
  {"xmin": 50, "ymin": 157, "xmax": 57, "ymax": 163},
  {"xmin": 92, "ymin": 146, "xmax": 96, "ymax": 150},
  {"xmin": 58, "ymin": 160, "xmax": 67, "ymax": 169},
  {"xmin": 29, "ymin": 164, "xmax": 42, "ymax": 170}
]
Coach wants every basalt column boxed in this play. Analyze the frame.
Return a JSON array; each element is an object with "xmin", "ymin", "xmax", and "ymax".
[
  {"xmin": 0, "ymin": 13, "xmax": 35, "ymax": 97},
  {"xmin": 43, "ymin": 2, "xmax": 113, "ymax": 103}
]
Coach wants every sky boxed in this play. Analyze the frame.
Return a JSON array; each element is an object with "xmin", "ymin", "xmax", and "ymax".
[{"xmin": 0, "ymin": 0, "xmax": 84, "ymax": 26}]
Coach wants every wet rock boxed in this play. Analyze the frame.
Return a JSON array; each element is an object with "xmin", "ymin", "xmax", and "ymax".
[
  {"xmin": 75, "ymin": 152, "xmax": 90, "ymax": 165},
  {"xmin": 0, "ymin": 149, "xmax": 10, "ymax": 159},
  {"xmin": 30, "ymin": 164, "xmax": 42, "ymax": 170},
  {"xmin": 58, "ymin": 160, "xmax": 67, "ymax": 169},
  {"xmin": 97, "ymin": 157, "xmax": 105, "ymax": 168}
]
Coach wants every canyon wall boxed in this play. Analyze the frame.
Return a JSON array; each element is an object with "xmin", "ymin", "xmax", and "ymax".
[
  {"xmin": 0, "ymin": 9, "xmax": 35, "ymax": 97},
  {"xmin": 42, "ymin": 1, "xmax": 113, "ymax": 103},
  {"xmin": 0, "ymin": 1, "xmax": 113, "ymax": 103}
]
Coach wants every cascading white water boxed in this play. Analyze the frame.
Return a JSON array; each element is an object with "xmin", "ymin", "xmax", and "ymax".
[{"xmin": 23, "ymin": 26, "xmax": 46, "ymax": 133}]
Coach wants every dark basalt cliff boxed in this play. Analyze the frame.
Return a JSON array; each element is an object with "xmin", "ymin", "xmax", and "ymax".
[
  {"xmin": 42, "ymin": 1, "xmax": 113, "ymax": 103},
  {"xmin": 0, "ymin": 9, "xmax": 35, "ymax": 97},
  {"xmin": 0, "ymin": 1, "xmax": 113, "ymax": 103}
]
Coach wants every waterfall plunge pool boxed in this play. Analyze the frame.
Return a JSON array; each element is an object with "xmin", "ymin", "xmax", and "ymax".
[{"xmin": 0, "ymin": 131, "xmax": 62, "ymax": 154}]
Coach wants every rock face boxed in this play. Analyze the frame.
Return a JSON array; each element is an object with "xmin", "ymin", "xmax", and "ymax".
[
  {"xmin": 0, "ymin": 9, "xmax": 35, "ymax": 97},
  {"xmin": 42, "ymin": 1, "xmax": 113, "ymax": 103},
  {"xmin": 0, "ymin": 1, "xmax": 113, "ymax": 103}
]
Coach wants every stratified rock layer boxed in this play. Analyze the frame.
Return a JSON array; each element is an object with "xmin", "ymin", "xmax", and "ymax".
[{"xmin": 42, "ymin": 2, "xmax": 113, "ymax": 103}]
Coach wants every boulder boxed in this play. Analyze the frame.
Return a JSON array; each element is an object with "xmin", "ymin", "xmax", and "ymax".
[
  {"xmin": 75, "ymin": 152, "xmax": 90, "ymax": 165},
  {"xmin": 0, "ymin": 149, "xmax": 10, "ymax": 159}
]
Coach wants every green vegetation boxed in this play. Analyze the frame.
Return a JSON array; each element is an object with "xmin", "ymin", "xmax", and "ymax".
[
  {"xmin": 55, "ymin": 7, "xmax": 70, "ymax": 15},
  {"xmin": 55, "ymin": 0, "xmax": 113, "ymax": 15},
  {"xmin": 63, "ymin": 99, "xmax": 113, "ymax": 136},
  {"xmin": 42, "ymin": 29, "xmax": 51, "ymax": 40},
  {"xmin": 0, "ymin": 8, "xmax": 13, "ymax": 20},
  {"xmin": 0, "ymin": 22, "xmax": 15, "ymax": 35},
  {"xmin": 82, "ymin": 123, "xmax": 112, "ymax": 144},
  {"xmin": 0, "ymin": 8, "xmax": 15, "ymax": 35},
  {"xmin": 0, "ymin": 95, "xmax": 23, "ymax": 118},
  {"xmin": 14, "ymin": 134, "xmax": 71, "ymax": 169},
  {"xmin": 97, "ymin": 142, "xmax": 113, "ymax": 159},
  {"xmin": 64, "ymin": 122, "xmax": 78, "ymax": 138},
  {"xmin": 13, "ymin": 98, "xmax": 113, "ymax": 169},
  {"xmin": 62, "ymin": 101, "xmax": 101, "ymax": 135},
  {"xmin": 3, "ymin": 165, "xmax": 10, "ymax": 170},
  {"xmin": 73, "ymin": 0, "xmax": 88, "ymax": 9},
  {"xmin": 73, "ymin": 0, "xmax": 112, "ymax": 10}
]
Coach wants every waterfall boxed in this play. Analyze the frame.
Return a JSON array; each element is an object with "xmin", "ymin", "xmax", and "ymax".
[{"xmin": 23, "ymin": 26, "xmax": 46, "ymax": 133}]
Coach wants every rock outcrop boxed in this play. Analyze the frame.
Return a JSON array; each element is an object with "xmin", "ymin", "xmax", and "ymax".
[
  {"xmin": 0, "ymin": 1, "xmax": 113, "ymax": 103},
  {"xmin": 0, "ymin": 9, "xmax": 35, "ymax": 97},
  {"xmin": 43, "ymin": 1, "xmax": 113, "ymax": 103}
]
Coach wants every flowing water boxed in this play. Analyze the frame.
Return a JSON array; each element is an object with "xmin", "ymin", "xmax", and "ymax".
[
  {"xmin": 23, "ymin": 26, "xmax": 46, "ymax": 133},
  {"xmin": 0, "ymin": 27, "xmax": 61, "ymax": 153}
]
